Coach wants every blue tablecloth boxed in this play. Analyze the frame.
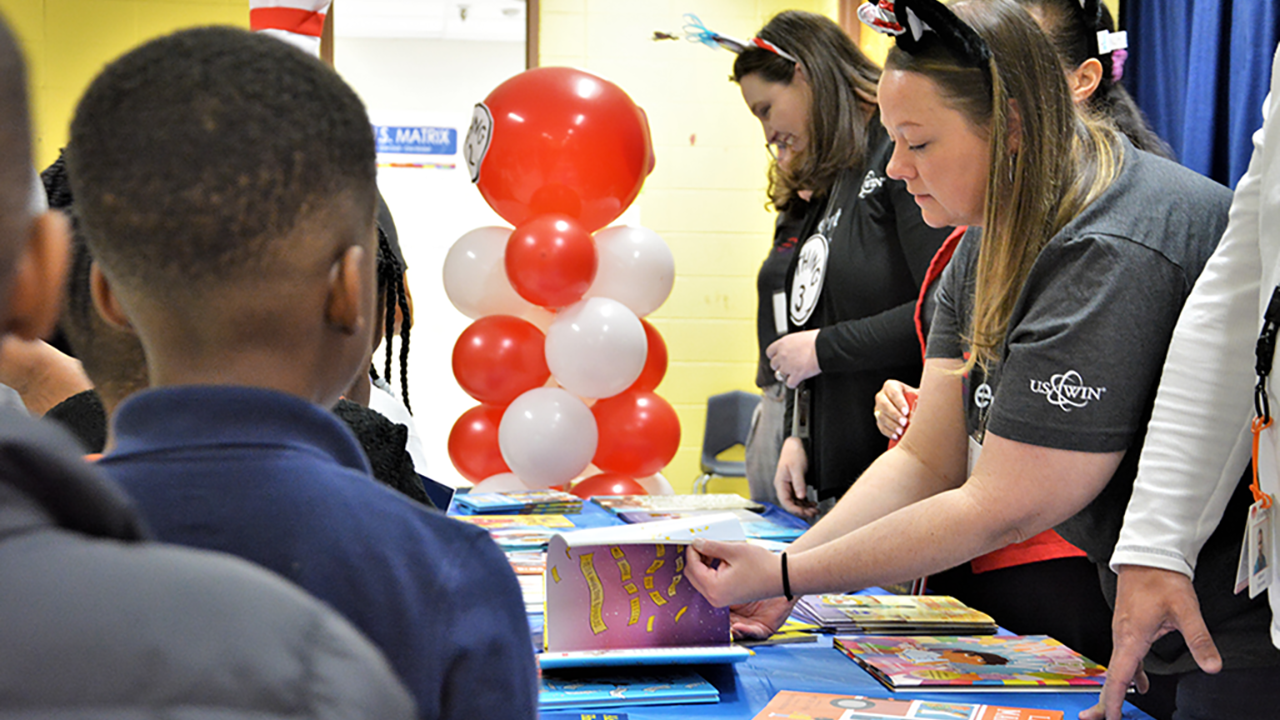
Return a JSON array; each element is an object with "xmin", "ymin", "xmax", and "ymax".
[
  {"xmin": 539, "ymin": 633, "xmax": 1153, "ymax": 719},
  {"xmin": 446, "ymin": 498, "xmax": 1148, "ymax": 719}
]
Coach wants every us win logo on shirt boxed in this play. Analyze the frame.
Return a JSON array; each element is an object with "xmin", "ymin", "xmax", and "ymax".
[{"xmin": 1028, "ymin": 370, "xmax": 1107, "ymax": 411}]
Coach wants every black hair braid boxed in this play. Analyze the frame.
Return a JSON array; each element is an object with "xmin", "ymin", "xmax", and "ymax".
[
  {"xmin": 394, "ymin": 271, "xmax": 412, "ymax": 414},
  {"xmin": 41, "ymin": 149, "xmax": 73, "ymax": 210},
  {"xmin": 375, "ymin": 224, "xmax": 412, "ymax": 414}
]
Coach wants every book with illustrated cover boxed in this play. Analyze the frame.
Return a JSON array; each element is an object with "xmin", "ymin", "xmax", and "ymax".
[
  {"xmin": 543, "ymin": 513, "xmax": 748, "ymax": 665},
  {"xmin": 751, "ymin": 690, "xmax": 1063, "ymax": 720},
  {"xmin": 736, "ymin": 618, "xmax": 821, "ymax": 647},
  {"xmin": 591, "ymin": 494, "xmax": 763, "ymax": 514},
  {"xmin": 617, "ymin": 508, "xmax": 805, "ymax": 542},
  {"xmin": 453, "ymin": 489, "xmax": 582, "ymax": 514},
  {"xmin": 454, "ymin": 514, "xmax": 576, "ymax": 529},
  {"xmin": 834, "ymin": 635, "xmax": 1106, "ymax": 693},
  {"xmin": 793, "ymin": 595, "xmax": 997, "ymax": 635},
  {"xmin": 539, "ymin": 668, "xmax": 718, "ymax": 709}
]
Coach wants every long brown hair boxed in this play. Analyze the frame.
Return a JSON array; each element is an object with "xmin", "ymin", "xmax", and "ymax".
[
  {"xmin": 886, "ymin": 0, "xmax": 1123, "ymax": 371},
  {"xmin": 734, "ymin": 11, "xmax": 881, "ymax": 210}
]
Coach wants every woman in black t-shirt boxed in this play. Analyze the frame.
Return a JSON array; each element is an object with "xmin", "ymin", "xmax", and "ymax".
[{"xmin": 730, "ymin": 10, "xmax": 950, "ymax": 517}]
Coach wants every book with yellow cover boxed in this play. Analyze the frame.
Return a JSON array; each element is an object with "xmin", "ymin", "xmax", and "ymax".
[{"xmin": 793, "ymin": 594, "xmax": 996, "ymax": 634}]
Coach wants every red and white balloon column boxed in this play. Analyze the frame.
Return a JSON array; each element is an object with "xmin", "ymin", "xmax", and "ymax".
[{"xmin": 445, "ymin": 67, "xmax": 680, "ymax": 498}]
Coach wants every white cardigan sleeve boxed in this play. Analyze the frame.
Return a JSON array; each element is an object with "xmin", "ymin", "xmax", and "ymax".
[{"xmin": 1110, "ymin": 51, "xmax": 1280, "ymax": 578}]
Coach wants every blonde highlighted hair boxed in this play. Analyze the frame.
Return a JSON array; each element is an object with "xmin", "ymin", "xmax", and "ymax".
[{"xmin": 886, "ymin": 0, "xmax": 1124, "ymax": 372}]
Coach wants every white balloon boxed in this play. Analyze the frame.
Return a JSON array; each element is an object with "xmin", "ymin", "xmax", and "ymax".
[
  {"xmin": 470, "ymin": 472, "xmax": 532, "ymax": 493},
  {"xmin": 585, "ymin": 225, "xmax": 675, "ymax": 317},
  {"xmin": 545, "ymin": 297, "xmax": 647, "ymax": 399},
  {"xmin": 442, "ymin": 226, "xmax": 536, "ymax": 319},
  {"xmin": 499, "ymin": 388, "xmax": 598, "ymax": 488},
  {"xmin": 635, "ymin": 472, "xmax": 676, "ymax": 496}
]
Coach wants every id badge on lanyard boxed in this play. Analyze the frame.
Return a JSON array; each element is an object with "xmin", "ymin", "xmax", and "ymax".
[{"xmin": 1236, "ymin": 286, "xmax": 1280, "ymax": 597}]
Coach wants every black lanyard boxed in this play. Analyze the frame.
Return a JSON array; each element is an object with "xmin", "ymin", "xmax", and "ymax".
[{"xmin": 1251, "ymin": 286, "xmax": 1280, "ymax": 507}]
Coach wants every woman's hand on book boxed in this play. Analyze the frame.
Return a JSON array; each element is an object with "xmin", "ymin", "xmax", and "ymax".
[
  {"xmin": 685, "ymin": 538, "xmax": 785, "ymax": 609},
  {"xmin": 728, "ymin": 597, "xmax": 797, "ymax": 640}
]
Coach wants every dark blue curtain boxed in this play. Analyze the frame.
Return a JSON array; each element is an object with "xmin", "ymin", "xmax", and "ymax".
[{"xmin": 1125, "ymin": 0, "xmax": 1279, "ymax": 188}]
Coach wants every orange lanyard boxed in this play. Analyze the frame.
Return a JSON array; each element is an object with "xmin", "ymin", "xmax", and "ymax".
[{"xmin": 1251, "ymin": 288, "xmax": 1280, "ymax": 507}]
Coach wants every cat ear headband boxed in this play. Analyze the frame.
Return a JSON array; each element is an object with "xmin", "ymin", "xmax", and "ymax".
[
  {"xmin": 857, "ymin": 0, "xmax": 992, "ymax": 85},
  {"xmin": 681, "ymin": 13, "xmax": 799, "ymax": 64}
]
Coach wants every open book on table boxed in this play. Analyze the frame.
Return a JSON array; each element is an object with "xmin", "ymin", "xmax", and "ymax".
[{"xmin": 541, "ymin": 512, "xmax": 752, "ymax": 668}]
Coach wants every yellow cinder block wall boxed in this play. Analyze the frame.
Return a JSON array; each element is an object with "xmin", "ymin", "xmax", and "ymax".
[
  {"xmin": 538, "ymin": 0, "xmax": 838, "ymax": 495},
  {"xmin": 0, "ymin": 0, "xmax": 249, "ymax": 170}
]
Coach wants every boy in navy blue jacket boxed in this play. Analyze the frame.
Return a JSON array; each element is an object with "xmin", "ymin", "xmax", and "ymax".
[{"xmin": 68, "ymin": 26, "xmax": 536, "ymax": 720}]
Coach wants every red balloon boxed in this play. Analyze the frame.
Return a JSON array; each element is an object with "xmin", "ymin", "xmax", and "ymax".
[
  {"xmin": 627, "ymin": 319, "xmax": 668, "ymax": 393},
  {"xmin": 570, "ymin": 472, "xmax": 648, "ymax": 499},
  {"xmin": 467, "ymin": 67, "xmax": 656, "ymax": 232},
  {"xmin": 505, "ymin": 214, "xmax": 597, "ymax": 308},
  {"xmin": 591, "ymin": 390, "xmax": 681, "ymax": 477},
  {"xmin": 451, "ymin": 315, "xmax": 549, "ymax": 405},
  {"xmin": 448, "ymin": 405, "xmax": 510, "ymax": 483}
]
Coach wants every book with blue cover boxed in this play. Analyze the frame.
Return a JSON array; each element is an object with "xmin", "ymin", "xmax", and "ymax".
[
  {"xmin": 616, "ymin": 508, "xmax": 805, "ymax": 542},
  {"xmin": 539, "ymin": 668, "xmax": 718, "ymax": 709},
  {"xmin": 453, "ymin": 489, "xmax": 582, "ymax": 514}
]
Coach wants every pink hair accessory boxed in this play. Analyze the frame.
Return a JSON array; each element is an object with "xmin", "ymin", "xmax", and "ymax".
[{"xmin": 1110, "ymin": 48, "xmax": 1128, "ymax": 82}]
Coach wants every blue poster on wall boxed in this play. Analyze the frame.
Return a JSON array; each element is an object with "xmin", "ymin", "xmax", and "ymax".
[{"xmin": 374, "ymin": 125, "xmax": 458, "ymax": 155}]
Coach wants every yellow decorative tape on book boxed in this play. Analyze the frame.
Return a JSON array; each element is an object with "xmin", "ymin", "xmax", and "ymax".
[{"xmin": 579, "ymin": 553, "xmax": 608, "ymax": 635}]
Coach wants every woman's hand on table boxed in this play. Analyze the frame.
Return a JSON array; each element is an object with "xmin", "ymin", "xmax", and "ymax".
[{"xmin": 767, "ymin": 330, "xmax": 821, "ymax": 388}]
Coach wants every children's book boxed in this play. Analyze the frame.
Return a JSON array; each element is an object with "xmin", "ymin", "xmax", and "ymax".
[
  {"xmin": 543, "ymin": 512, "xmax": 749, "ymax": 666},
  {"xmin": 454, "ymin": 514, "xmax": 576, "ymax": 529},
  {"xmin": 591, "ymin": 494, "xmax": 762, "ymax": 514},
  {"xmin": 539, "ymin": 668, "xmax": 718, "ymax": 709},
  {"xmin": 736, "ymin": 618, "xmax": 821, "ymax": 647},
  {"xmin": 538, "ymin": 645, "xmax": 751, "ymax": 669},
  {"xmin": 751, "ymin": 690, "xmax": 1064, "ymax": 720},
  {"xmin": 617, "ymin": 508, "xmax": 805, "ymax": 542},
  {"xmin": 453, "ymin": 489, "xmax": 582, "ymax": 514},
  {"xmin": 834, "ymin": 635, "xmax": 1106, "ymax": 693},
  {"xmin": 792, "ymin": 594, "xmax": 997, "ymax": 635}
]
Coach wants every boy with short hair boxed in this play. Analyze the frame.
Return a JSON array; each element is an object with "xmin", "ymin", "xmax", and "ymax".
[
  {"xmin": 0, "ymin": 14, "xmax": 415, "ymax": 718},
  {"xmin": 69, "ymin": 26, "xmax": 536, "ymax": 720}
]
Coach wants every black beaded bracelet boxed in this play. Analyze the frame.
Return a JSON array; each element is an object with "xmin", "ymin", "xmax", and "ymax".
[{"xmin": 780, "ymin": 551, "xmax": 794, "ymax": 601}]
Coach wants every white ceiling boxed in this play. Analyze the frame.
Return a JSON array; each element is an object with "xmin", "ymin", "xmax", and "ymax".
[{"xmin": 334, "ymin": 0, "xmax": 526, "ymax": 42}]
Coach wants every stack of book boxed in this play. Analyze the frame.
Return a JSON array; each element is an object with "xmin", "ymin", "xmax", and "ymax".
[
  {"xmin": 453, "ymin": 514, "xmax": 576, "ymax": 550},
  {"xmin": 454, "ymin": 489, "xmax": 583, "ymax": 515},
  {"xmin": 616, "ymin": 508, "xmax": 804, "ymax": 542},
  {"xmin": 833, "ymin": 635, "xmax": 1107, "ymax": 693},
  {"xmin": 591, "ymin": 493, "xmax": 763, "ymax": 514},
  {"xmin": 792, "ymin": 594, "xmax": 997, "ymax": 635}
]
